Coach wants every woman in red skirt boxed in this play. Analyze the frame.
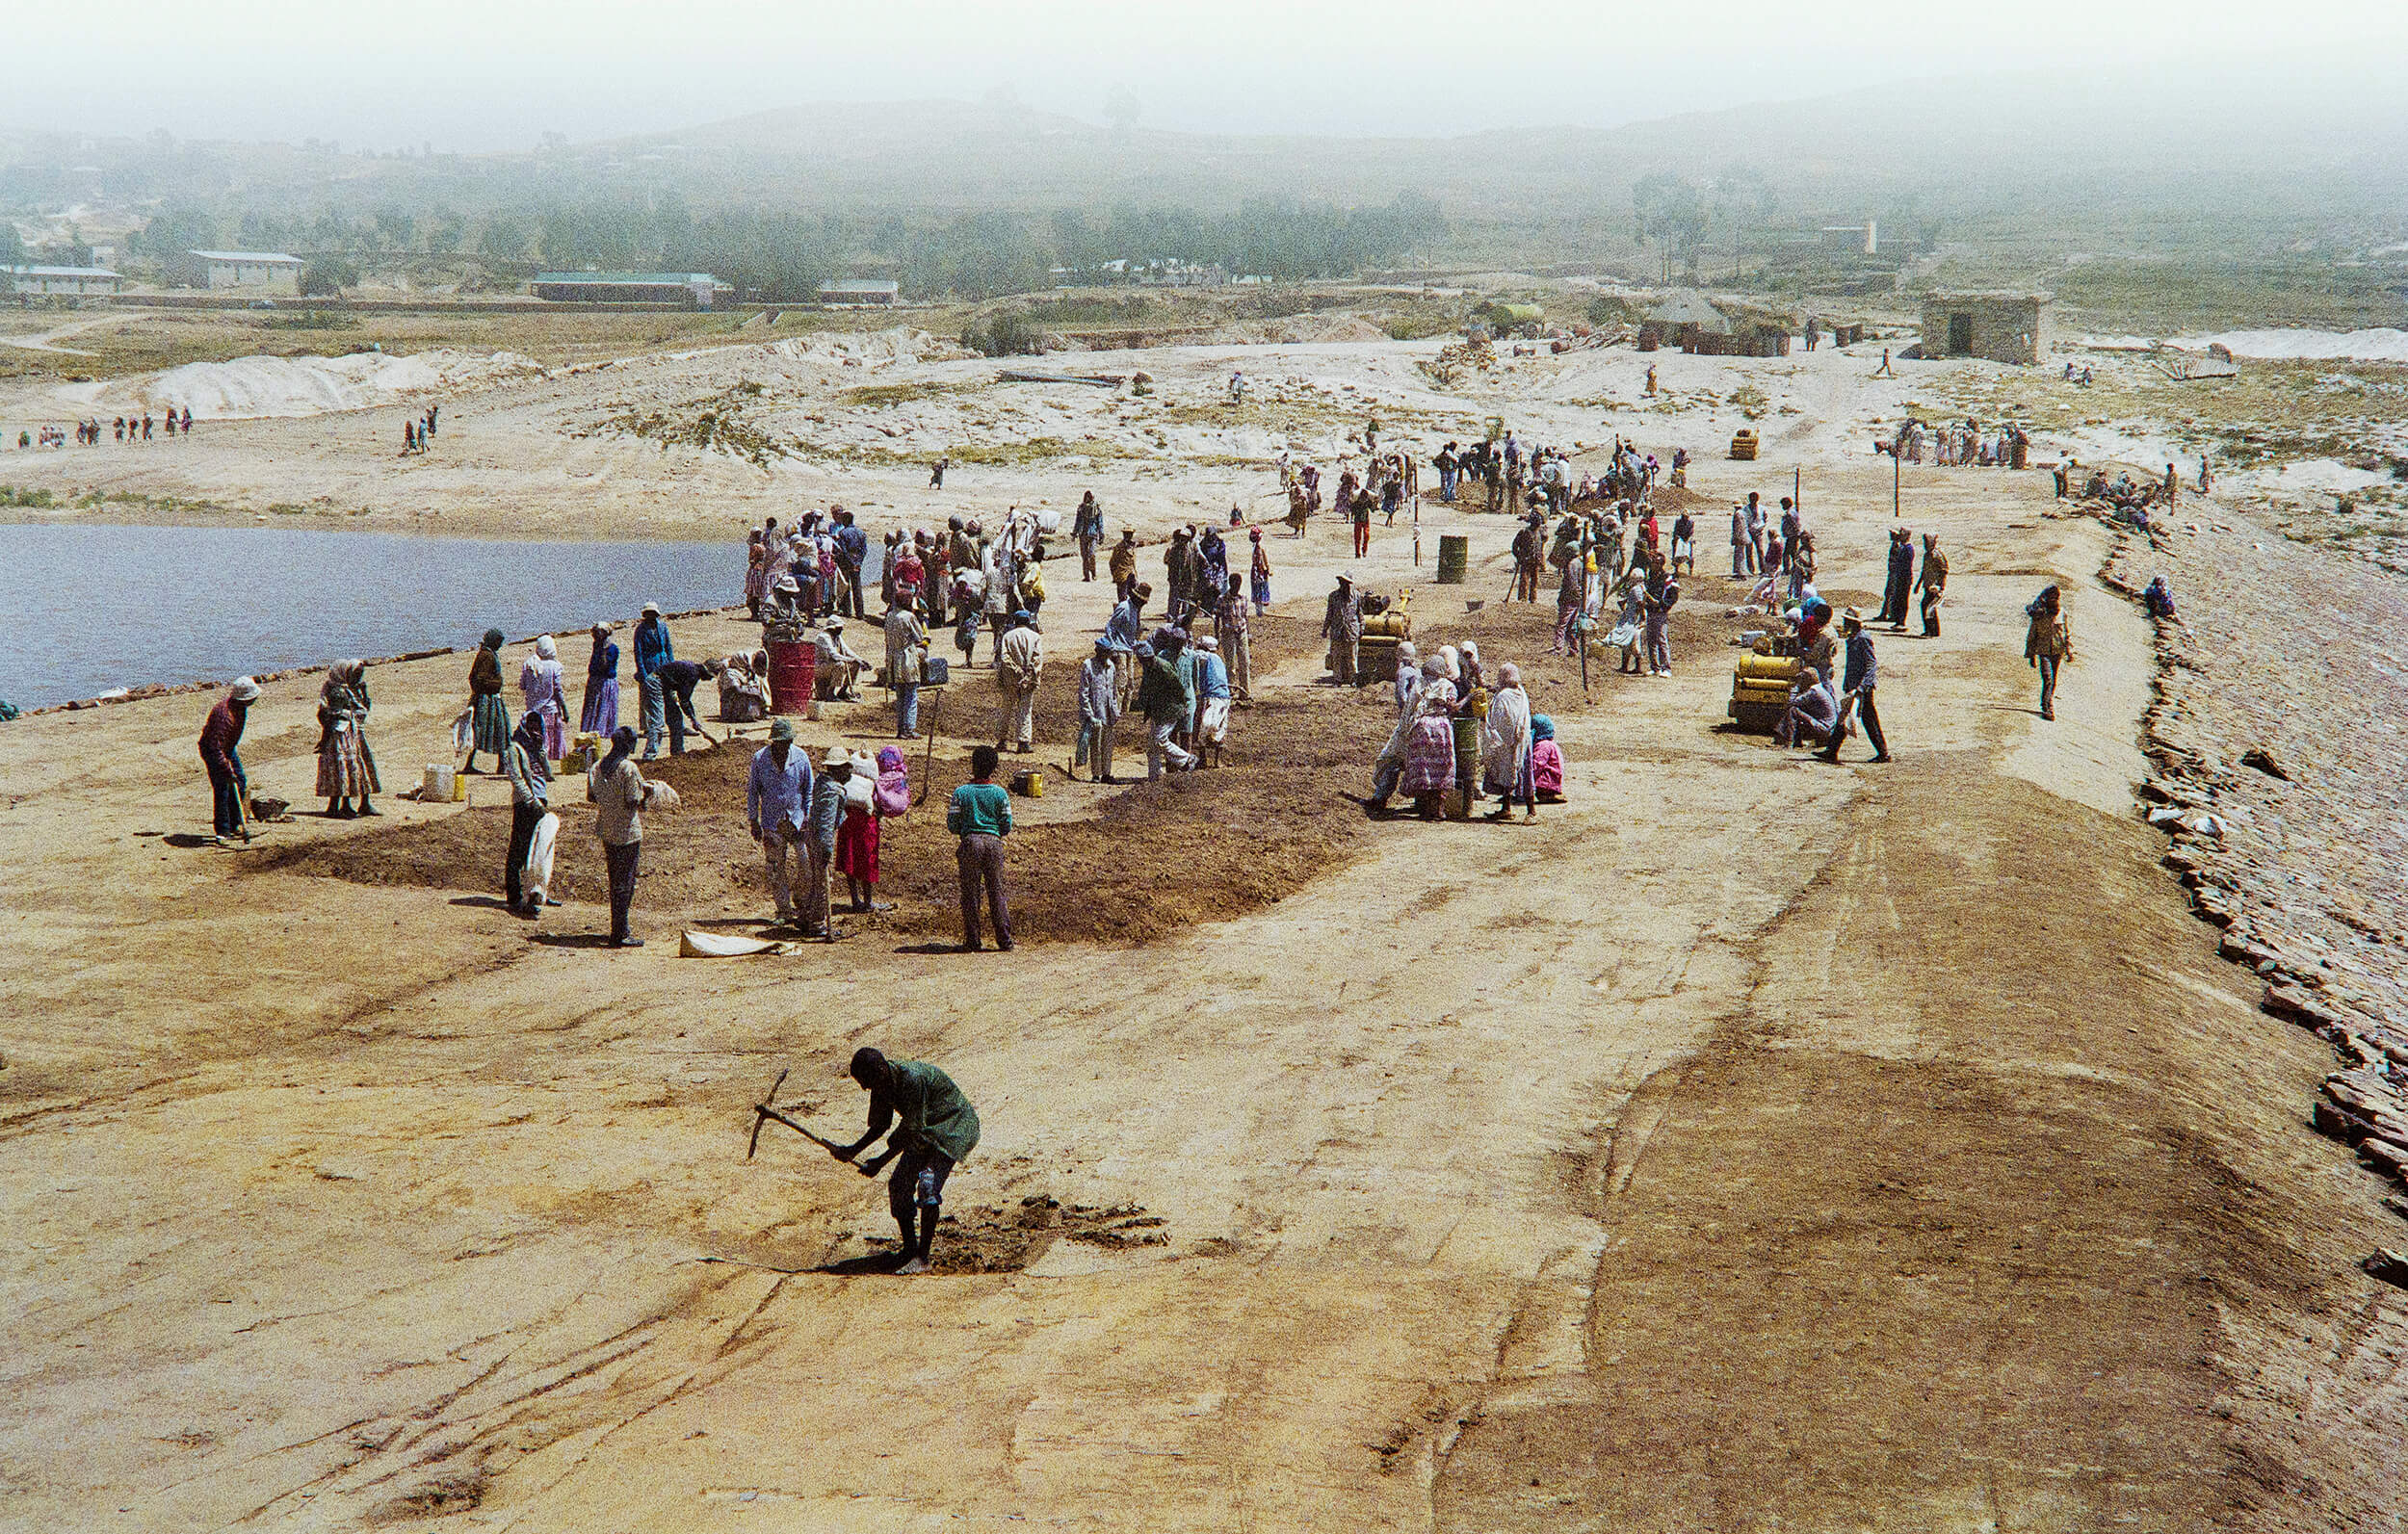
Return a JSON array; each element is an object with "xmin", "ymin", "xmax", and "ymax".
[{"xmin": 836, "ymin": 745, "xmax": 910, "ymax": 912}]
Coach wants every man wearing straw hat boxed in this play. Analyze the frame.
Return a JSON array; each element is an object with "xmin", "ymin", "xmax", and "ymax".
[
  {"xmin": 633, "ymin": 601, "xmax": 674, "ymax": 761},
  {"xmin": 800, "ymin": 744, "xmax": 851, "ymax": 940},
  {"xmin": 197, "ymin": 677, "xmax": 261, "ymax": 845},
  {"xmin": 1819, "ymin": 608, "xmax": 1892, "ymax": 765}
]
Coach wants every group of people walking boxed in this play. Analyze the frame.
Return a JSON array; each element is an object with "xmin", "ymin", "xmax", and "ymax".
[{"xmin": 22, "ymin": 407, "xmax": 194, "ymax": 449}]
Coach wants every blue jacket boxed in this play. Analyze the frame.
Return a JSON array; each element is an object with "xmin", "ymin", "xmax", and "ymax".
[
  {"xmin": 634, "ymin": 617, "xmax": 673, "ymax": 678},
  {"xmin": 809, "ymin": 771, "xmax": 847, "ymax": 854},
  {"xmin": 1842, "ymin": 631, "xmax": 1878, "ymax": 692},
  {"xmin": 1195, "ymin": 652, "xmax": 1230, "ymax": 700},
  {"xmin": 746, "ymin": 742, "xmax": 812, "ymax": 836},
  {"xmin": 1103, "ymin": 598, "xmax": 1142, "ymax": 651}
]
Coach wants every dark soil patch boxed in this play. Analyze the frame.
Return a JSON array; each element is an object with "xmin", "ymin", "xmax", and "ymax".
[
  {"xmin": 864, "ymin": 1196, "xmax": 1167, "ymax": 1274},
  {"xmin": 366, "ymin": 1471, "xmax": 486, "ymax": 1523},
  {"xmin": 255, "ymin": 600, "xmax": 1741, "ymax": 944}
]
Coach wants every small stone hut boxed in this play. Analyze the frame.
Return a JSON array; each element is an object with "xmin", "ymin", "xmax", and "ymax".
[{"xmin": 1920, "ymin": 291, "xmax": 2052, "ymax": 365}]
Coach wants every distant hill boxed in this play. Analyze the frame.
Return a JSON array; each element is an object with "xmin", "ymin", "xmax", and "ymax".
[{"xmin": 631, "ymin": 69, "xmax": 2408, "ymax": 240}]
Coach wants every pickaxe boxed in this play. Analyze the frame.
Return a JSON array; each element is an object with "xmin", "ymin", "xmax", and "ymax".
[{"xmin": 746, "ymin": 1068, "xmax": 872, "ymax": 1175}]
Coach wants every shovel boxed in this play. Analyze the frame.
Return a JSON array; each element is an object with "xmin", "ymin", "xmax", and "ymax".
[{"xmin": 911, "ymin": 688, "xmax": 947, "ymax": 807}]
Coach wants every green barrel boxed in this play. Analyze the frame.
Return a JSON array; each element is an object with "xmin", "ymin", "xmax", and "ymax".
[{"xmin": 1435, "ymin": 533, "xmax": 1470, "ymax": 585}]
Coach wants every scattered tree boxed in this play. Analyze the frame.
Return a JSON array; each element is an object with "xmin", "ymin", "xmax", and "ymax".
[{"xmin": 300, "ymin": 255, "xmax": 360, "ymax": 297}]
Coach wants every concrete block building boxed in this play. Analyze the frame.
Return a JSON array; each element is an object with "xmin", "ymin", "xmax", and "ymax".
[
  {"xmin": 178, "ymin": 250, "xmax": 303, "ymax": 294},
  {"xmin": 532, "ymin": 272, "xmax": 731, "ymax": 307},
  {"xmin": 6, "ymin": 265, "xmax": 122, "ymax": 299},
  {"xmin": 1920, "ymin": 291, "xmax": 2052, "ymax": 366}
]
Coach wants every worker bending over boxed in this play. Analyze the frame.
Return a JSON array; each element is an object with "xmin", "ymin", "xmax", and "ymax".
[{"xmin": 833, "ymin": 1047, "xmax": 982, "ymax": 1275}]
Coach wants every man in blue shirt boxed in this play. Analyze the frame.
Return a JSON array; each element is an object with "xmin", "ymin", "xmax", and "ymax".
[
  {"xmin": 1192, "ymin": 635, "xmax": 1232, "ymax": 767},
  {"xmin": 633, "ymin": 603, "xmax": 674, "ymax": 761},
  {"xmin": 745, "ymin": 715, "xmax": 813, "ymax": 926},
  {"xmin": 1103, "ymin": 582, "xmax": 1148, "ymax": 707}
]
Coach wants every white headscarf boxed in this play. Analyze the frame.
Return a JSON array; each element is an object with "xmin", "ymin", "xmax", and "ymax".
[
  {"xmin": 1436, "ymin": 645, "xmax": 1461, "ymax": 682},
  {"xmin": 535, "ymin": 635, "xmax": 557, "ymax": 661},
  {"xmin": 1483, "ymin": 666, "xmax": 1531, "ymax": 780}
]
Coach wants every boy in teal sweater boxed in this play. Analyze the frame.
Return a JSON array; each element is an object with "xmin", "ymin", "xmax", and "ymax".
[{"xmin": 946, "ymin": 743, "xmax": 1014, "ymax": 950}]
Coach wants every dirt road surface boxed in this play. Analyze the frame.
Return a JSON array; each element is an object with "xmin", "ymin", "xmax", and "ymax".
[{"xmin": 6, "ymin": 335, "xmax": 2407, "ymax": 1530}]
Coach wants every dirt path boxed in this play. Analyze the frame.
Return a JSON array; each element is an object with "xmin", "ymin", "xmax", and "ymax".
[
  {"xmin": 5, "ymin": 429, "xmax": 2405, "ymax": 1524},
  {"xmin": 0, "ymin": 313, "xmax": 129, "ymax": 356}
]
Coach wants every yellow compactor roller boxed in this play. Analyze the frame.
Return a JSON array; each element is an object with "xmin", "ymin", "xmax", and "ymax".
[{"xmin": 1728, "ymin": 651, "xmax": 1798, "ymax": 734}]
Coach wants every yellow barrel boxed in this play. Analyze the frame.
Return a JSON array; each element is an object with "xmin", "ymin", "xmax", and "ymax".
[{"xmin": 1736, "ymin": 655, "xmax": 1798, "ymax": 681}]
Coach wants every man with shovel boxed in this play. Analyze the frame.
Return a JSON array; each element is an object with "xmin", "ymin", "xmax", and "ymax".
[{"xmin": 835, "ymin": 1048, "xmax": 981, "ymax": 1275}]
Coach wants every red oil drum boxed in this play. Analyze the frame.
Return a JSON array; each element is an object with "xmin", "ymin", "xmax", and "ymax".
[{"xmin": 766, "ymin": 638, "xmax": 817, "ymax": 715}]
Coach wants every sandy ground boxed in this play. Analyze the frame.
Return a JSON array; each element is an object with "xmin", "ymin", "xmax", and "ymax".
[{"xmin": 6, "ymin": 322, "xmax": 2408, "ymax": 1530}]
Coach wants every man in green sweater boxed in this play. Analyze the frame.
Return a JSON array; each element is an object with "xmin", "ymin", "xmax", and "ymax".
[
  {"xmin": 946, "ymin": 742, "xmax": 1014, "ymax": 951},
  {"xmin": 834, "ymin": 1047, "xmax": 982, "ymax": 1275}
]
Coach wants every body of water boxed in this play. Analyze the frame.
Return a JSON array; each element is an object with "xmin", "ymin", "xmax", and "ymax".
[{"xmin": 0, "ymin": 524, "xmax": 746, "ymax": 709}]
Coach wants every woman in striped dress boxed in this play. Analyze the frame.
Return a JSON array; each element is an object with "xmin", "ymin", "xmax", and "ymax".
[
  {"xmin": 315, "ymin": 660, "xmax": 380, "ymax": 817},
  {"xmin": 465, "ymin": 628, "xmax": 510, "ymax": 773}
]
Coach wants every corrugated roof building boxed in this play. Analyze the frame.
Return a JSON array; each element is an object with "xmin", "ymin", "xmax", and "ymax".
[
  {"xmin": 531, "ymin": 272, "xmax": 732, "ymax": 308},
  {"xmin": 177, "ymin": 250, "xmax": 303, "ymax": 294},
  {"xmin": 6, "ymin": 265, "xmax": 122, "ymax": 298}
]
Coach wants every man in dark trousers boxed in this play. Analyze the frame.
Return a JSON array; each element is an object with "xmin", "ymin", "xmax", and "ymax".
[
  {"xmin": 947, "ymin": 743, "xmax": 1014, "ymax": 950},
  {"xmin": 197, "ymin": 677, "xmax": 260, "ymax": 844},
  {"xmin": 1878, "ymin": 527, "xmax": 1916, "ymax": 626},
  {"xmin": 1820, "ymin": 608, "xmax": 1891, "ymax": 765},
  {"xmin": 833, "ymin": 1047, "xmax": 981, "ymax": 1275},
  {"xmin": 834, "ymin": 508, "xmax": 869, "ymax": 619},
  {"xmin": 503, "ymin": 711, "xmax": 554, "ymax": 917}
]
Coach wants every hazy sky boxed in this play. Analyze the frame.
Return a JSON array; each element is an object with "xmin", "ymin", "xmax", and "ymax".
[{"xmin": 10, "ymin": 0, "xmax": 2406, "ymax": 149}]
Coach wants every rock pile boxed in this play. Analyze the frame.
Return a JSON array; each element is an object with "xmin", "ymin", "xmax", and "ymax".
[{"xmin": 2102, "ymin": 504, "xmax": 2408, "ymax": 1272}]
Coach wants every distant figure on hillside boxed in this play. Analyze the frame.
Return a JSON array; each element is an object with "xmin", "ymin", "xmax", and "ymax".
[
  {"xmin": 1873, "ymin": 349, "xmax": 1894, "ymax": 377},
  {"xmin": 1229, "ymin": 371, "xmax": 1245, "ymax": 405},
  {"xmin": 929, "ymin": 455, "xmax": 950, "ymax": 489}
]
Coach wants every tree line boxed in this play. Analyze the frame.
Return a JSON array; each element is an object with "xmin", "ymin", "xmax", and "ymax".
[{"xmin": 117, "ymin": 192, "xmax": 1447, "ymax": 301}]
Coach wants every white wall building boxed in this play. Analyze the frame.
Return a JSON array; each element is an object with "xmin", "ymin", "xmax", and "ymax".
[
  {"xmin": 6, "ymin": 265, "xmax": 122, "ymax": 298},
  {"xmin": 178, "ymin": 250, "xmax": 303, "ymax": 294}
]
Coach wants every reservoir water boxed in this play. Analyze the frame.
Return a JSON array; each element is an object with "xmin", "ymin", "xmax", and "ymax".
[{"xmin": 0, "ymin": 524, "xmax": 745, "ymax": 710}]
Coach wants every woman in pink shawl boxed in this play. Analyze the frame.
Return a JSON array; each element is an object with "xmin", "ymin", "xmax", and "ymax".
[{"xmin": 1397, "ymin": 690, "xmax": 1457, "ymax": 821}]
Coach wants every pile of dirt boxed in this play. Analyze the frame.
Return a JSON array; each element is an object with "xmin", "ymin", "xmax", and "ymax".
[
  {"xmin": 259, "ymin": 602, "xmax": 1737, "ymax": 943},
  {"xmin": 127, "ymin": 349, "xmax": 543, "ymax": 420},
  {"xmin": 262, "ymin": 682, "xmax": 1397, "ymax": 946}
]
